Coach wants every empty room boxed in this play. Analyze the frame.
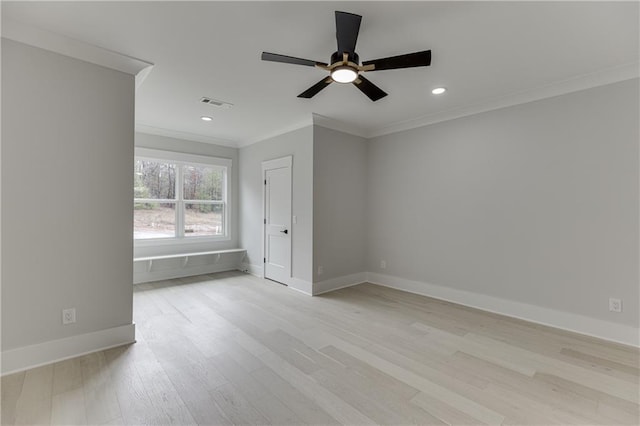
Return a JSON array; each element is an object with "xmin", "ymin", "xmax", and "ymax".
[{"xmin": 1, "ymin": 1, "xmax": 639, "ymax": 425}]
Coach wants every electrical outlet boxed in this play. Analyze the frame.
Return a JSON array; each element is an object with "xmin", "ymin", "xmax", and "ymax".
[
  {"xmin": 609, "ymin": 298, "xmax": 622, "ymax": 313},
  {"xmin": 318, "ymin": 266, "xmax": 324, "ymax": 275},
  {"xmin": 380, "ymin": 260, "xmax": 386, "ymax": 269},
  {"xmin": 62, "ymin": 308, "xmax": 76, "ymax": 325}
]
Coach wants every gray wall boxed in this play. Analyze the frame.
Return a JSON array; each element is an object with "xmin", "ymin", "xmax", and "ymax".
[
  {"xmin": 313, "ymin": 125, "xmax": 367, "ymax": 283},
  {"xmin": 366, "ymin": 79, "xmax": 639, "ymax": 327},
  {"xmin": 239, "ymin": 126, "xmax": 314, "ymax": 284},
  {"xmin": 134, "ymin": 132, "xmax": 239, "ymax": 258},
  {"xmin": 1, "ymin": 40, "xmax": 135, "ymax": 349}
]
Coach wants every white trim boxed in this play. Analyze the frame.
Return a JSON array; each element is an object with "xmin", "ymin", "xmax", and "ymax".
[
  {"xmin": 313, "ymin": 272, "xmax": 367, "ymax": 295},
  {"xmin": 134, "ymin": 261, "xmax": 241, "ymax": 284},
  {"xmin": 368, "ymin": 63, "xmax": 640, "ymax": 139},
  {"xmin": 239, "ymin": 114, "xmax": 366, "ymax": 148},
  {"xmin": 242, "ymin": 63, "xmax": 639, "ymax": 145},
  {"xmin": 134, "ymin": 248, "xmax": 245, "ymax": 263},
  {"xmin": 135, "ymin": 147, "xmax": 232, "ymax": 168},
  {"xmin": 238, "ymin": 262, "xmax": 264, "ymax": 277},
  {"xmin": 262, "ymin": 156, "xmax": 293, "ymax": 286},
  {"xmin": 134, "ymin": 235, "xmax": 237, "ymax": 252},
  {"xmin": 288, "ymin": 278, "xmax": 314, "ymax": 296},
  {"xmin": 261, "ymin": 155, "xmax": 293, "ymax": 171},
  {"xmin": 366, "ymin": 272, "xmax": 640, "ymax": 348},
  {"xmin": 1, "ymin": 324, "xmax": 135, "ymax": 376},
  {"xmin": 135, "ymin": 65, "xmax": 154, "ymax": 92},
  {"xmin": 239, "ymin": 119, "xmax": 313, "ymax": 148},
  {"xmin": 134, "ymin": 148, "xmax": 232, "ymax": 244},
  {"xmin": 136, "ymin": 125, "xmax": 239, "ymax": 148},
  {"xmin": 312, "ymin": 113, "xmax": 368, "ymax": 138},
  {"xmin": 2, "ymin": 20, "xmax": 152, "ymax": 76}
]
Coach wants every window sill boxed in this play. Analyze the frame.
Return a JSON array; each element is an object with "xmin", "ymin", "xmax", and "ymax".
[{"xmin": 134, "ymin": 235, "xmax": 231, "ymax": 248}]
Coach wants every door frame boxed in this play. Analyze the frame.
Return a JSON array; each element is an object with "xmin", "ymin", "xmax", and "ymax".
[{"xmin": 262, "ymin": 155, "xmax": 293, "ymax": 285}]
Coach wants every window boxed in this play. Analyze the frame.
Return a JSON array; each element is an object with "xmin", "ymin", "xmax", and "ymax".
[{"xmin": 134, "ymin": 148, "xmax": 230, "ymax": 241}]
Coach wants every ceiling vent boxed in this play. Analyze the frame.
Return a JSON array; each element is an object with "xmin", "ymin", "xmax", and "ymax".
[{"xmin": 200, "ymin": 97, "xmax": 233, "ymax": 109}]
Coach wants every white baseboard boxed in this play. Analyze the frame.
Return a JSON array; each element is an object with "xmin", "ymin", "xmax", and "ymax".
[
  {"xmin": 134, "ymin": 262, "xmax": 240, "ymax": 284},
  {"xmin": 238, "ymin": 263, "xmax": 312, "ymax": 295},
  {"xmin": 238, "ymin": 262, "xmax": 263, "ymax": 278},
  {"xmin": 289, "ymin": 277, "xmax": 313, "ymax": 295},
  {"xmin": 367, "ymin": 272, "xmax": 640, "ymax": 348},
  {"xmin": 313, "ymin": 272, "xmax": 367, "ymax": 295},
  {"xmin": 1, "ymin": 323, "xmax": 136, "ymax": 376}
]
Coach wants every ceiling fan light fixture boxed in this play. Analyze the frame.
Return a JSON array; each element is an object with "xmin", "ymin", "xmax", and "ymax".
[
  {"xmin": 331, "ymin": 66, "xmax": 358, "ymax": 83},
  {"xmin": 261, "ymin": 11, "xmax": 431, "ymax": 101},
  {"xmin": 431, "ymin": 87, "xmax": 446, "ymax": 95}
]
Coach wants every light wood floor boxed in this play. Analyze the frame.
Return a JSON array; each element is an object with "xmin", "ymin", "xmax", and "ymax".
[{"xmin": 2, "ymin": 271, "xmax": 639, "ymax": 425}]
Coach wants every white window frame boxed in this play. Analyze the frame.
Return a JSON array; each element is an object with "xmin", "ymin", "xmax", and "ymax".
[{"xmin": 134, "ymin": 148, "xmax": 232, "ymax": 246}]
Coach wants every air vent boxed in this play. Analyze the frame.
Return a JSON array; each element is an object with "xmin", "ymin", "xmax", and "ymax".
[{"xmin": 200, "ymin": 97, "xmax": 233, "ymax": 109}]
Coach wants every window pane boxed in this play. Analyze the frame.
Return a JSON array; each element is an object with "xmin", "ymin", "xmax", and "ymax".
[
  {"xmin": 183, "ymin": 166, "xmax": 223, "ymax": 201},
  {"xmin": 134, "ymin": 203, "xmax": 176, "ymax": 239},
  {"xmin": 135, "ymin": 160, "xmax": 177, "ymax": 199},
  {"xmin": 184, "ymin": 203, "xmax": 224, "ymax": 237}
]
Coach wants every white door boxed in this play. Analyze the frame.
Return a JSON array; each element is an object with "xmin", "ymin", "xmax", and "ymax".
[{"xmin": 263, "ymin": 156, "xmax": 292, "ymax": 285}]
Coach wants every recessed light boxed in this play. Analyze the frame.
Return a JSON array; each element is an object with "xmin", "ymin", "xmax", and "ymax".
[
  {"xmin": 431, "ymin": 87, "xmax": 446, "ymax": 95},
  {"xmin": 201, "ymin": 116, "xmax": 213, "ymax": 121}
]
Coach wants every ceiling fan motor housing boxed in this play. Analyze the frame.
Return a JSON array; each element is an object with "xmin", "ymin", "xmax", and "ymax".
[{"xmin": 331, "ymin": 51, "xmax": 359, "ymax": 66}]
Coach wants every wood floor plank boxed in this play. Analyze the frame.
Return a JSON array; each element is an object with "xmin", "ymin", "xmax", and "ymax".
[
  {"xmin": 160, "ymin": 360, "xmax": 231, "ymax": 425},
  {"xmin": 250, "ymin": 366, "xmax": 341, "ymax": 425},
  {"xmin": 103, "ymin": 342, "xmax": 194, "ymax": 425},
  {"xmin": 472, "ymin": 317, "xmax": 640, "ymax": 382},
  {"xmin": 448, "ymin": 351, "xmax": 601, "ymax": 418},
  {"xmin": 560, "ymin": 347, "xmax": 640, "ymax": 379},
  {"xmin": 233, "ymin": 332, "xmax": 378, "ymax": 425},
  {"xmin": 410, "ymin": 391, "xmax": 491, "ymax": 425},
  {"xmin": 208, "ymin": 382, "xmax": 269, "ymax": 425},
  {"xmin": 51, "ymin": 387, "xmax": 87, "ymax": 425},
  {"xmin": 212, "ymin": 352, "xmax": 306, "ymax": 425},
  {"xmin": 318, "ymin": 345, "xmax": 420, "ymax": 401},
  {"xmin": 52, "ymin": 358, "xmax": 83, "ymax": 396},
  {"xmin": 317, "ymin": 330, "xmax": 506, "ymax": 425},
  {"xmin": 14, "ymin": 364, "xmax": 53, "ymax": 425},
  {"xmin": 1, "ymin": 371, "xmax": 25, "ymax": 425},
  {"xmin": 465, "ymin": 332, "xmax": 639, "ymax": 403},
  {"xmin": 2, "ymin": 272, "xmax": 638, "ymax": 426},
  {"xmin": 80, "ymin": 351, "xmax": 121, "ymax": 425},
  {"xmin": 125, "ymin": 343, "xmax": 196, "ymax": 425},
  {"xmin": 310, "ymin": 367, "xmax": 431, "ymax": 425},
  {"xmin": 534, "ymin": 372, "xmax": 640, "ymax": 424}
]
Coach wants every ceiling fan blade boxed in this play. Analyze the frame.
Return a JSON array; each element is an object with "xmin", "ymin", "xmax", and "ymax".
[
  {"xmin": 362, "ymin": 50, "xmax": 431, "ymax": 71},
  {"xmin": 298, "ymin": 77, "xmax": 333, "ymax": 99},
  {"xmin": 335, "ymin": 11, "xmax": 362, "ymax": 54},
  {"xmin": 353, "ymin": 75, "xmax": 387, "ymax": 101},
  {"xmin": 261, "ymin": 52, "xmax": 328, "ymax": 67}
]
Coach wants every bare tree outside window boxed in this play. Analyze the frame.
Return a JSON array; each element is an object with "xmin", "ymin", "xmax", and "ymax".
[
  {"xmin": 134, "ymin": 159, "xmax": 226, "ymax": 239},
  {"xmin": 183, "ymin": 165, "xmax": 224, "ymax": 236},
  {"xmin": 134, "ymin": 160, "xmax": 177, "ymax": 239}
]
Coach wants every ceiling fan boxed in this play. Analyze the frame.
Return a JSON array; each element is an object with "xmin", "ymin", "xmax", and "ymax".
[{"xmin": 261, "ymin": 11, "xmax": 431, "ymax": 102}]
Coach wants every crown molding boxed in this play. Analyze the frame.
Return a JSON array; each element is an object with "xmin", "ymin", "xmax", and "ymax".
[
  {"xmin": 135, "ymin": 65, "xmax": 154, "ymax": 92},
  {"xmin": 368, "ymin": 61, "xmax": 640, "ymax": 139},
  {"xmin": 2, "ymin": 19, "xmax": 153, "ymax": 76},
  {"xmin": 238, "ymin": 117, "xmax": 314, "ymax": 148},
  {"xmin": 311, "ymin": 113, "xmax": 369, "ymax": 138},
  {"xmin": 135, "ymin": 124, "xmax": 239, "ymax": 148}
]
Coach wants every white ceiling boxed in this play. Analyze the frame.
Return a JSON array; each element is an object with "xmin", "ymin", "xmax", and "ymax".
[{"xmin": 3, "ymin": 1, "xmax": 639, "ymax": 146}]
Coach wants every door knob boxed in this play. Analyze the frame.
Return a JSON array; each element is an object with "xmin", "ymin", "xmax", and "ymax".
[{"xmin": 280, "ymin": 229, "xmax": 289, "ymax": 234}]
